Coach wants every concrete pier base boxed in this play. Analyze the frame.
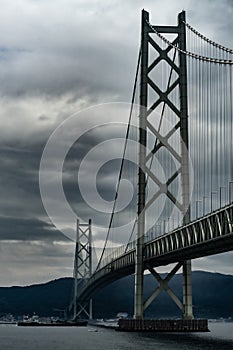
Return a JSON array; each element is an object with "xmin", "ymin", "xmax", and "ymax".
[{"xmin": 117, "ymin": 319, "xmax": 209, "ymax": 332}]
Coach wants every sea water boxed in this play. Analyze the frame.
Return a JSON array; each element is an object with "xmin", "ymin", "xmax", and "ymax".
[{"xmin": 0, "ymin": 322, "xmax": 232, "ymax": 350}]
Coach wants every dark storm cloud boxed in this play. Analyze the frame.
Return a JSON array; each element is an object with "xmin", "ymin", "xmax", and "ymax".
[
  {"xmin": 61, "ymin": 122, "xmax": 138, "ymax": 233},
  {"xmin": 0, "ymin": 135, "xmax": 77, "ymax": 244},
  {"xmin": 0, "ymin": 141, "xmax": 45, "ymax": 218},
  {"xmin": 0, "ymin": 216, "xmax": 68, "ymax": 242},
  {"xmin": 0, "ymin": 118, "xmax": 137, "ymax": 243}
]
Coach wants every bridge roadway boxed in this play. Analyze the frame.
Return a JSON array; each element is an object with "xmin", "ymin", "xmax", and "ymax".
[{"xmin": 77, "ymin": 203, "xmax": 233, "ymax": 302}]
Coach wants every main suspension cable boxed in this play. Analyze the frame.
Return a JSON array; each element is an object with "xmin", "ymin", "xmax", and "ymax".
[
  {"xmin": 95, "ymin": 47, "xmax": 141, "ymax": 271},
  {"xmin": 183, "ymin": 21, "xmax": 233, "ymax": 54},
  {"xmin": 146, "ymin": 20, "xmax": 233, "ymax": 64}
]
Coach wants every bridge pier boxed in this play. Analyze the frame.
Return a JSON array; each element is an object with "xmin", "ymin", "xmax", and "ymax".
[
  {"xmin": 183, "ymin": 260, "xmax": 194, "ymax": 319},
  {"xmin": 118, "ymin": 319, "xmax": 209, "ymax": 332}
]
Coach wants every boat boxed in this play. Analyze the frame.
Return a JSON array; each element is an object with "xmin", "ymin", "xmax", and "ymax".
[{"xmin": 17, "ymin": 320, "xmax": 88, "ymax": 327}]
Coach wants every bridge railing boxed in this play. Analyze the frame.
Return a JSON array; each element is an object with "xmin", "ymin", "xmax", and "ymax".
[
  {"xmin": 97, "ymin": 240, "xmax": 136, "ymax": 271},
  {"xmin": 97, "ymin": 202, "xmax": 233, "ymax": 271},
  {"xmin": 96, "ymin": 224, "xmax": 172, "ymax": 271}
]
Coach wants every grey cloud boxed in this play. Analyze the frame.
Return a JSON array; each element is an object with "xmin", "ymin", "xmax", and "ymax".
[
  {"xmin": 0, "ymin": 240, "xmax": 74, "ymax": 286},
  {"xmin": 193, "ymin": 252, "xmax": 233, "ymax": 275}
]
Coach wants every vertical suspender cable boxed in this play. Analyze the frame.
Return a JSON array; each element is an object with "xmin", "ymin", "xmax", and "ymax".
[{"xmin": 230, "ymin": 64, "xmax": 233, "ymax": 188}]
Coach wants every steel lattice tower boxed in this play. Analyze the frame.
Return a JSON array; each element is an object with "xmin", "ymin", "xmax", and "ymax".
[
  {"xmin": 73, "ymin": 219, "xmax": 93, "ymax": 320},
  {"xmin": 134, "ymin": 10, "xmax": 193, "ymax": 320}
]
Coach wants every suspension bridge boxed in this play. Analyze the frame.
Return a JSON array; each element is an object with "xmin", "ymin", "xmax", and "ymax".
[{"xmin": 70, "ymin": 9, "xmax": 233, "ymax": 331}]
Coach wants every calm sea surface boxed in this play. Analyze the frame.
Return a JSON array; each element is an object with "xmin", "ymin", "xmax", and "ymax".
[{"xmin": 0, "ymin": 322, "xmax": 232, "ymax": 350}]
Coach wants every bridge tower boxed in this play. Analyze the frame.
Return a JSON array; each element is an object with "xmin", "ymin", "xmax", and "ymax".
[
  {"xmin": 134, "ymin": 10, "xmax": 193, "ymax": 320},
  {"xmin": 72, "ymin": 219, "xmax": 93, "ymax": 320}
]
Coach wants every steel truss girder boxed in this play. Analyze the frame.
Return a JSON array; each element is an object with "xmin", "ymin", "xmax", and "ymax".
[
  {"xmin": 144, "ymin": 206, "xmax": 233, "ymax": 259},
  {"xmin": 76, "ymin": 203, "xmax": 233, "ymax": 303}
]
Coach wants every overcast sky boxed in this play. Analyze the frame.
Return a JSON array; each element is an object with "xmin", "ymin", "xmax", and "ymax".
[{"xmin": 0, "ymin": 0, "xmax": 233, "ymax": 287}]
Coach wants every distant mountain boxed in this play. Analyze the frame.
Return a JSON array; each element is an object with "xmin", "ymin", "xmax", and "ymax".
[
  {"xmin": 0, "ymin": 278, "xmax": 73, "ymax": 317},
  {"xmin": 0, "ymin": 271, "xmax": 233, "ymax": 319}
]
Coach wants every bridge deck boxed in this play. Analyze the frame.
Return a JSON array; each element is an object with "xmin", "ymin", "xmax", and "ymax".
[{"xmin": 77, "ymin": 203, "xmax": 233, "ymax": 301}]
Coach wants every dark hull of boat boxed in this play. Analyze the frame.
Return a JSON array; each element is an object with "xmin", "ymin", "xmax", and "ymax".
[{"xmin": 17, "ymin": 321, "xmax": 88, "ymax": 327}]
